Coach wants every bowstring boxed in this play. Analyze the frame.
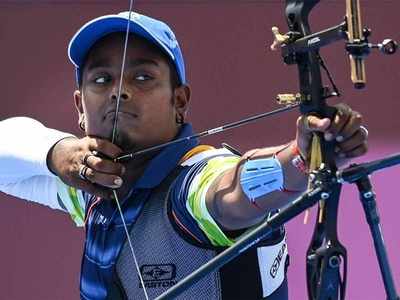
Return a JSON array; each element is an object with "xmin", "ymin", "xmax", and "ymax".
[{"xmin": 110, "ymin": 2, "xmax": 150, "ymax": 300}]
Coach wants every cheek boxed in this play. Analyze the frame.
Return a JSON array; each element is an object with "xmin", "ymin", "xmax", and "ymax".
[
  {"xmin": 138, "ymin": 86, "xmax": 174, "ymax": 118},
  {"xmin": 82, "ymin": 96, "xmax": 109, "ymax": 127},
  {"xmin": 144, "ymin": 97, "xmax": 175, "ymax": 126}
]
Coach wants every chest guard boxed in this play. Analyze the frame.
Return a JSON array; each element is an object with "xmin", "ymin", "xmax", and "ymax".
[{"xmin": 79, "ymin": 186, "xmax": 151, "ymax": 300}]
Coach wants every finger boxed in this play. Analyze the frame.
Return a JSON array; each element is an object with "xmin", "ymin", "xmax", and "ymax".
[
  {"xmin": 83, "ymin": 167, "xmax": 123, "ymax": 189},
  {"xmin": 337, "ymin": 142, "xmax": 368, "ymax": 159},
  {"xmin": 296, "ymin": 115, "xmax": 330, "ymax": 158},
  {"xmin": 325, "ymin": 105, "xmax": 352, "ymax": 141},
  {"xmin": 78, "ymin": 181, "xmax": 114, "ymax": 200},
  {"xmin": 298, "ymin": 115, "xmax": 331, "ymax": 133},
  {"xmin": 85, "ymin": 154, "xmax": 125, "ymax": 176},
  {"xmin": 335, "ymin": 112, "xmax": 362, "ymax": 142},
  {"xmin": 335, "ymin": 127, "xmax": 368, "ymax": 153},
  {"xmin": 87, "ymin": 137, "xmax": 123, "ymax": 159}
]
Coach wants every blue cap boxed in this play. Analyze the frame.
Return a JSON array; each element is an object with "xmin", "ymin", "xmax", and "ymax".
[{"xmin": 68, "ymin": 11, "xmax": 186, "ymax": 85}]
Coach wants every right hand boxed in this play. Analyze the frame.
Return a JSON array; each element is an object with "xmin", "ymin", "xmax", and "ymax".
[{"xmin": 47, "ymin": 136, "xmax": 125, "ymax": 199}]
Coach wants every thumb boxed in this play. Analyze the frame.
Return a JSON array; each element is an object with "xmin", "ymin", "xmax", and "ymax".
[
  {"xmin": 295, "ymin": 115, "xmax": 331, "ymax": 158},
  {"xmin": 298, "ymin": 115, "xmax": 331, "ymax": 134}
]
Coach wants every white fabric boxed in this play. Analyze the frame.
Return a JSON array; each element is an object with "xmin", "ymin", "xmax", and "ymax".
[
  {"xmin": 180, "ymin": 147, "xmax": 233, "ymax": 166},
  {"xmin": 0, "ymin": 117, "xmax": 74, "ymax": 210},
  {"xmin": 257, "ymin": 235, "xmax": 288, "ymax": 297}
]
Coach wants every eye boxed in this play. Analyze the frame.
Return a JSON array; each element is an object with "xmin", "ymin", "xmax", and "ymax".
[
  {"xmin": 95, "ymin": 77, "xmax": 106, "ymax": 84},
  {"xmin": 135, "ymin": 73, "xmax": 153, "ymax": 82},
  {"xmin": 94, "ymin": 74, "xmax": 111, "ymax": 84}
]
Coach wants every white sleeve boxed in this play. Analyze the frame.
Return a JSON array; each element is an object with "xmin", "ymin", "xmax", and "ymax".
[{"xmin": 0, "ymin": 117, "xmax": 75, "ymax": 210}]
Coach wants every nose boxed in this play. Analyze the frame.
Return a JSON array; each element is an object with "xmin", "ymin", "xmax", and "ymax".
[
  {"xmin": 111, "ymin": 92, "xmax": 129, "ymax": 101},
  {"xmin": 111, "ymin": 81, "xmax": 131, "ymax": 102}
]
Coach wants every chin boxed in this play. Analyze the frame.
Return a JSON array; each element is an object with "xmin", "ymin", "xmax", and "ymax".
[{"xmin": 113, "ymin": 131, "xmax": 137, "ymax": 151}]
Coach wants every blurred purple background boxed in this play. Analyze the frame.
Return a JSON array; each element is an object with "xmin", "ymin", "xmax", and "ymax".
[{"xmin": 0, "ymin": 1, "xmax": 399, "ymax": 299}]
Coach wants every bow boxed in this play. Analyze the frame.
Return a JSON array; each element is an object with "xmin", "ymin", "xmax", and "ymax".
[{"xmin": 273, "ymin": 1, "xmax": 398, "ymax": 299}]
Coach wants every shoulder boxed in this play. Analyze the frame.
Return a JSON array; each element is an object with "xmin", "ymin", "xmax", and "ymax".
[
  {"xmin": 172, "ymin": 145, "xmax": 240, "ymax": 193},
  {"xmin": 167, "ymin": 145, "xmax": 240, "ymax": 247}
]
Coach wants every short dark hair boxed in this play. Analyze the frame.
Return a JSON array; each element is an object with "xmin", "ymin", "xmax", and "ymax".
[{"xmin": 78, "ymin": 33, "xmax": 181, "ymax": 90}]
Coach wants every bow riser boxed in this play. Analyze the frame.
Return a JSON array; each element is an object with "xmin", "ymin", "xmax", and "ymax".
[{"xmin": 284, "ymin": 1, "xmax": 347, "ymax": 299}]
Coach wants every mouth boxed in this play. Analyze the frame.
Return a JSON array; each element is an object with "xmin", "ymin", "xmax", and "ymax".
[{"xmin": 105, "ymin": 110, "xmax": 138, "ymax": 119}]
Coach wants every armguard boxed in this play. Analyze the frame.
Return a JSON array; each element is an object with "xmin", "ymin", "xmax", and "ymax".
[{"xmin": 240, "ymin": 156, "xmax": 284, "ymax": 202}]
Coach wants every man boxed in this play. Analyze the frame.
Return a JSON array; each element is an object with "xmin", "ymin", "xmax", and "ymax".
[{"xmin": 0, "ymin": 11, "xmax": 367, "ymax": 300}]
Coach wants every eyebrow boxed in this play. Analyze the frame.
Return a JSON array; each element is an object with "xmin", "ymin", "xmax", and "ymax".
[{"xmin": 86, "ymin": 58, "xmax": 159, "ymax": 71}]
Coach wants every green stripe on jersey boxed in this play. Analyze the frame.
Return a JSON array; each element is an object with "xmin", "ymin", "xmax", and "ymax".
[
  {"xmin": 56, "ymin": 179, "xmax": 85, "ymax": 227},
  {"xmin": 186, "ymin": 156, "xmax": 240, "ymax": 246}
]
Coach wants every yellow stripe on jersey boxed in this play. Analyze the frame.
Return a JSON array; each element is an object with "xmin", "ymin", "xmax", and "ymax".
[{"xmin": 186, "ymin": 155, "xmax": 241, "ymax": 246}]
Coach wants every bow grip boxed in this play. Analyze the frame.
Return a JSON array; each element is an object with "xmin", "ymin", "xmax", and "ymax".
[{"xmin": 301, "ymin": 102, "xmax": 338, "ymax": 168}]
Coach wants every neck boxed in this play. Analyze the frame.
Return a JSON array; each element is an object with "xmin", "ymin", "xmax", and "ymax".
[{"xmin": 116, "ymin": 150, "xmax": 158, "ymax": 199}]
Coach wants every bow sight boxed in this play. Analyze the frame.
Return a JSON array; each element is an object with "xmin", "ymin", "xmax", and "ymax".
[{"xmin": 274, "ymin": 0, "xmax": 398, "ymax": 97}]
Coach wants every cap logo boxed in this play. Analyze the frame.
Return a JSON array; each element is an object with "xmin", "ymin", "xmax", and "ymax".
[
  {"xmin": 119, "ymin": 11, "xmax": 141, "ymax": 21},
  {"xmin": 129, "ymin": 12, "xmax": 141, "ymax": 21}
]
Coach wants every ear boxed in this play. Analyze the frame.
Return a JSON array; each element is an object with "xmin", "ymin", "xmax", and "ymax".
[
  {"xmin": 173, "ymin": 84, "xmax": 191, "ymax": 121},
  {"xmin": 73, "ymin": 90, "xmax": 85, "ymax": 129}
]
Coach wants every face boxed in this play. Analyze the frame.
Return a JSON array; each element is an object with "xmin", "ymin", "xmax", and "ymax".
[{"xmin": 74, "ymin": 33, "xmax": 190, "ymax": 152}]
